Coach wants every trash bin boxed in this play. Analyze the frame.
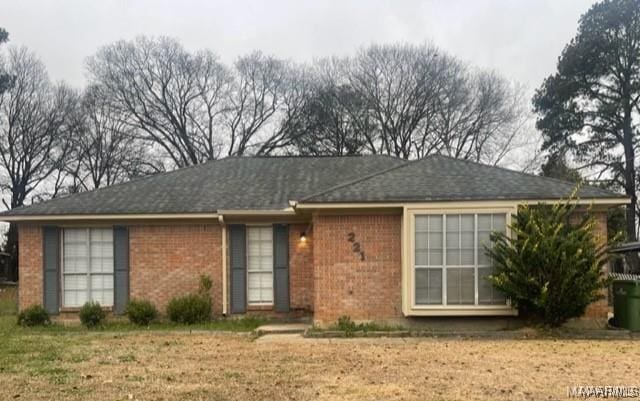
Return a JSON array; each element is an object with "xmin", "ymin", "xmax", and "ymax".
[{"xmin": 613, "ymin": 280, "xmax": 640, "ymax": 331}]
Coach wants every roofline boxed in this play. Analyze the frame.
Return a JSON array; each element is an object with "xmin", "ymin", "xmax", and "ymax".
[
  {"xmin": 0, "ymin": 208, "xmax": 299, "ymax": 222},
  {"xmin": 216, "ymin": 208, "xmax": 296, "ymax": 216},
  {"xmin": 294, "ymin": 197, "xmax": 630, "ymax": 209},
  {"xmin": 1, "ymin": 197, "xmax": 628, "ymax": 221},
  {"xmin": 0, "ymin": 213, "xmax": 221, "ymax": 222}
]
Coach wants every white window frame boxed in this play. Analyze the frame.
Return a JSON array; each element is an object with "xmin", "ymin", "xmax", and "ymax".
[
  {"xmin": 246, "ymin": 225, "xmax": 274, "ymax": 306},
  {"xmin": 60, "ymin": 227, "xmax": 114, "ymax": 308},
  {"xmin": 404, "ymin": 206, "xmax": 518, "ymax": 316}
]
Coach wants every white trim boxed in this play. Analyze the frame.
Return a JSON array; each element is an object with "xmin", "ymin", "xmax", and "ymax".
[
  {"xmin": 217, "ymin": 208, "xmax": 296, "ymax": 216},
  {"xmin": 1, "ymin": 213, "xmax": 220, "ymax": 222},
  {"xmin": 404, "ymin": 207, "xmax": 518, "ymax": 316},
  {"xmin": 408, "ymin": 307, "xmax": 518, "ymax": 317},
  {"xmin": 221, "ymin": 222, "xmax": 228, "ymax": 315},
  {"xmin": 295, "ymin": 197, "xmax": 629, "ymax": 209}
]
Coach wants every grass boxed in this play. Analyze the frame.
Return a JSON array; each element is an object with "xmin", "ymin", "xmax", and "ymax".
[
  {"xmin": 2, "ymin": 296, "xmax": 637, "ymax": 400},
  {"xmin": 0, "ymin": 285, "xmax": 17, "ymax": 315},
  {"xmin": 0, "ymin": 323, "xmax": 638, "ymax": 400}
]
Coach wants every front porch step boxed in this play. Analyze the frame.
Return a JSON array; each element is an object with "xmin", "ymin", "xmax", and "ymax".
[{"xmin": 254, "ymin": 323, "xmax": 310, "ymax": 336}]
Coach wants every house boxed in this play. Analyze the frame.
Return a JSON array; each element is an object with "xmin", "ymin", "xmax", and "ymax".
[{"xmin": 0, "ymin": 155, "xmax": 628, "ymax": 327}]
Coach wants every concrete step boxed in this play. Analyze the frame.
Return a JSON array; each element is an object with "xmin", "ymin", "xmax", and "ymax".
[{"xmin": 254, "ymin": 323, "xmax": 310, "ymax": 336}]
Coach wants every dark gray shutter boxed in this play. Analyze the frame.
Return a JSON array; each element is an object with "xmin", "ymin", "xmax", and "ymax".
[
  {"xmin": 42, "ymin": 226, "xmax": 60, "ymax": 314},
  {"xmin": 273, "ymin": 224, "xmax": 290, "ymax": 312},
  {"xmin": 229, "ymin": 225, "xmax": 246, "ymax": 314},
  {"xmin": 113, "ymin": 226, "xmax": 129, "ymax": 315}
]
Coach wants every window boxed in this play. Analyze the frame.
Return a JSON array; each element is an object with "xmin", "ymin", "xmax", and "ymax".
[
  {"xmin": 62, "ymin": 228, "xmax": 114, "ymax": 307},
  {"xmin": 414, "ymin": 213, "xmax": 507, "ymax": 307},
  {"xmin": 247, "ymin": 226, "xmax": 273, "ymax": 304}
]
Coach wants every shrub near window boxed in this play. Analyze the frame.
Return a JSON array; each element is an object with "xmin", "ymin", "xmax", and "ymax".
[
  {"xmin": 17, "ymin": 305, "xmax": 51, "ymax": 326},
  {"xmin": 79, "ymin": 301, "xmax": 106, "ymax": 328},
  {"xmin": 125, "ymin": 299, "xmax": 158, "ymax": 326},
  {"xmin": 486, "ymin": 194, "xmax": 611, "ymax": 327},
  {"xmin": 166, "ymin": 275, "xmax": 213, "ymax": 324},
  {"xmin": 166, "ymin": 294, "xmax": 211, "ymax": 324}
]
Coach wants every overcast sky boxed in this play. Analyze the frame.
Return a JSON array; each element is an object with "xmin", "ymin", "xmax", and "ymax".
[{"xmin": 2, "ymin": 0, "xmax": 596, "ymax": 90}]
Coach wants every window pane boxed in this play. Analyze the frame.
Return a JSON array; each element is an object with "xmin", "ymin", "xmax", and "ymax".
[
  {"xmin": 415, "ymin": 268, "xmax": 442, "ymax": 305},
  {"xmin": 429, "ymin": 249, "xmax": 443, "ymax": 266},
  {"xmin": 446, "ymin": 249, "xmax": 460, "ymax": 266},
  {"xmin": 428, "ymin": 215, "xmax": 442, "ymax": 232},
  {"xmin": 446, "ymin": 232, "xmax": 459, "ymax": 249},
  {"xmin": 461, "ymin": 232, "xmax": 474, "ymax": 248},
  {"xmin": 460, "ymin": 215, "xmax": 474, "ymax": 231},
  {"xmin": 415, "ymin": 216, "xmax": 429, "ymax": 231},
  {"xmin": 446, "ymin": 268, "xmax": 474, "ymax": 305},
  {"xmin": 64, "ymin": 274, "xmax": 87, "ymax": 290},
  {"xmin": 415, "ymin": 232, "xmax": 428, "ymax": 250},
  {"xmin": 446, "ymin": 215, "xmax": 459, "ymax": 232},
  {"xmin": 64, "ymin": 228, "xmax": 114, "ymax": 308},
  {"xmin": 478, "ymin": 247, "xmax": 491, "ymax": 266},
  {"xmin": 247, "ymin": 227, "xmax": 274, "ymax": 303},
  {"xmin": 415, "ymin": 250, "xmax": 428, "ymax": 266},
  {"xmin": 63, "ymin": 275, "xmax": 88, "ymax": 307},
  {"xmin": 64, "ymin": 229, "xmax": 88, "ymax": 274},
  {"xmin": 478, "ymin": 267, "xmax": 507, "ymax": 305},
  {"xmin": 478, "ymin": 214, "xmax": 492, "ymax": 230},
  {"xmin": 493, "ymin": 214, "xmax": 506, "ymax": 232},
  {"xmin": 428, "ymin": 232, "xmax": 442, "ymax": 249},
  {"xmin": 91, "ymin": 274, "xmax": 114, "ymax": 291},
  {"xmin": 461, "ymin": 249, "xmax": 474, "ymax": 265}
]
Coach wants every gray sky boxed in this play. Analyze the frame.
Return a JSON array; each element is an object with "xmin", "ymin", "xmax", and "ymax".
[{"xmin": 2, "ymin": 0, "xmax": 596, "ymax": 90}]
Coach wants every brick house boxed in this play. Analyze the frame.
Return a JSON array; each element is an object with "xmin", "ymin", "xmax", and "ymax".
[{"xmin": 1, "ymin": 155, "xmax": 628, "ymax": 326}]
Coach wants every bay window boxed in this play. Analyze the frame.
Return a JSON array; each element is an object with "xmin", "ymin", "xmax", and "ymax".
[
  {"xmin": 62, "ymin": 228, "xmax": 114, "ymax": 307},
  {"xmin": 413, "ymin": 213, "xmax": 507, "ymax": 308}
]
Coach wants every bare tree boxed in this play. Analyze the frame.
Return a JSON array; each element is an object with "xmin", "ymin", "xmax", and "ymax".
[
  {"xmin": 225, "ymin": 51, "xmax": 288, "ymax": 156},
  {"xmin": 0, "ymin": 47, "xmax": 77, "ymax": 280},
  {"xmin": 286, "ymin": 80, "xmax": 370, "ymax": 156},
  {"xmin": 347, "ymin": 43, "xmax": 448, "ymax": 158},
  {"xmin": 87, "ymin": 36, "xmax": 232, "ymax": 167},
  {"xmin": 66, "ymin": 84, "xmax": 163, "ymax": 192},
  {"xmin": 425, "ymin": 68, "xmax": 532, "ymax": 166}
]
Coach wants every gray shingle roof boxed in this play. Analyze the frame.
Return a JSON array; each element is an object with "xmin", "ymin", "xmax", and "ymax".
[
  {"xmin": 301, "ymin": 155, "xmax": 625, "ymax": 203},
  {"xmin": 1, "ymin": 154, "xmax": 626, "ymax": 217},
  {"xmin": 1, "ymin": 155, "xmax": 405, "ymax": 216}
]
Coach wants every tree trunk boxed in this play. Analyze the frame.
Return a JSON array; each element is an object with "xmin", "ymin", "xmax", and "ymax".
[
  {"xmin": 4, "ymin": 224, "xmax": 18, "ymax": 282},
  {"xmin": 622, "ymin": 99, "xmax": 639, "ymax": 273}
]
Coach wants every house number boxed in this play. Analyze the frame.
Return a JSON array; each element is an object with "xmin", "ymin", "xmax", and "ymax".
[{"xmin": 347, "ymin": 232, "xmax": 365, "ymax": 261}]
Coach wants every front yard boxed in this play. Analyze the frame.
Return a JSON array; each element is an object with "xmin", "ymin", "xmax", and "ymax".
[{"xmin": 1, "ymin": 310, "xmax": 639, "ymax": 401}]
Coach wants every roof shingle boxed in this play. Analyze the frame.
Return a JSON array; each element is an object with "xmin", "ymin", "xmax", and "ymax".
[{"xmin": 1, "ymin": 154, "xmax": 626, "ymax": 217}]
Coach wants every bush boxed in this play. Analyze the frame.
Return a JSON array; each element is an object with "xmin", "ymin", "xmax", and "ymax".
[
  {"xmin": 335, "ymin": 315, "xmax": 358, "ymax": 333},
  {"xmin": 17, "ymin": 305, "xmax": 50, "ymax": 326},
  {"xmin": 166, "ymin": 294, "xmax": 211, "ymax": 324},
  {"xmin": 487, "ymin": 193, "xmax": 611, "ymax": 327},
  {"xmin": 79, "ymin": 301, "xmax": 106, "ymax": 328},
  {"xmin": 125, "ymin": 299, "xmax": 158, "ymax": 326}
]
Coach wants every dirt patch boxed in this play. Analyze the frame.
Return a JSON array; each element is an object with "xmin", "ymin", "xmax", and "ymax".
[{"xmin": 1, "ymin": 331, "xmax": 638, "ymax": 401}]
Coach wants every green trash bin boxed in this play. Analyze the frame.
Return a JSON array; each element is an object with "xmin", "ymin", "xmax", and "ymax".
[{"xmin": 613, "ymin": 280, "xmax": 640, "ymax": 331}]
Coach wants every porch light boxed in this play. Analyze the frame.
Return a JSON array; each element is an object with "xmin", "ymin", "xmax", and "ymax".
[{"xmin": 300, "ymin": 231, "xmax": 307, "ymax": 242}]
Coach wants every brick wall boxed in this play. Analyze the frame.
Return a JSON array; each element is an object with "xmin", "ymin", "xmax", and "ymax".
[
  {"xmin": 129, "ymin": 224, "xmax": 222, "ymax": 315},
  {"xmin": 312, "ymin": 214, "xmax": 402, "ymax": 325},
  {"xmin": 289, "ymin": 224, "xmax": 313, "ymax": 311},
  {"xmin": 17, "ymin": 224, "xmax": 43, "ymax": 310},
  {"xmin": 583, "ymin": 211, "xmax": 610, "ymax": 319}
]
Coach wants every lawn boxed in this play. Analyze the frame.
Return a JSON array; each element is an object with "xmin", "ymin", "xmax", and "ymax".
[
  {"xmin": 1, "ymin": 288, "xmax": 638, "ymax": 401},
  {"xmin": 1, "ymin": 308, "xmax": 639, "ymax": 401}
]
